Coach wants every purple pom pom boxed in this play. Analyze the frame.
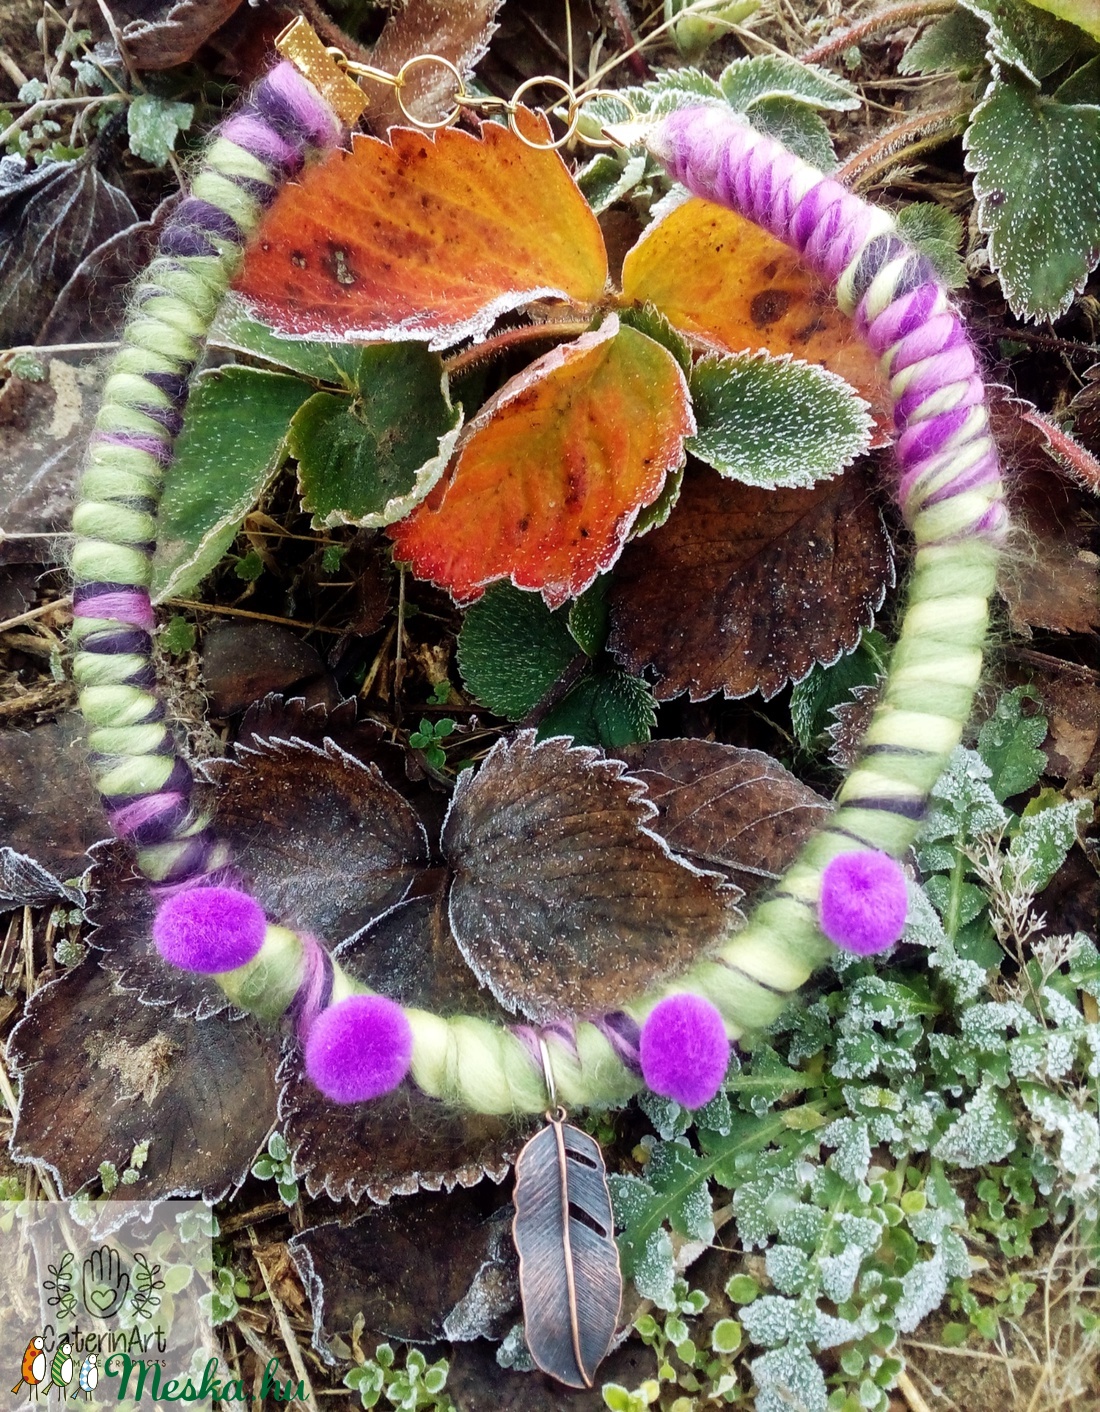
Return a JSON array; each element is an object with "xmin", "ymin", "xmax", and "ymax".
[
  {"xmin": 640, "ymin": 994, "xmax": 730, "ymax": 1109},
  {"xmin": 819, "ymin": 850, "xmax": 908, "ymax": 954},
  {"xmin": 304, "ymin": 995, "xmax": 413, "ymax": 1104},
  {"xmin": 153, "ymin": 886, "xmax": 266, "ymax": 973}
]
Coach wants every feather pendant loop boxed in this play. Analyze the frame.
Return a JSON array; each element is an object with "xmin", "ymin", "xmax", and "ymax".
[{"xmin": 512, "ymin": 1108, "xmax": 622, "ymax": 1388}]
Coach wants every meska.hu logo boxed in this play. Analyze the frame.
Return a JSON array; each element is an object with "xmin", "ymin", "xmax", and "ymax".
[{"xmin": 104, "ymin": 1356, "xmax": 304, "ymax": 1404}]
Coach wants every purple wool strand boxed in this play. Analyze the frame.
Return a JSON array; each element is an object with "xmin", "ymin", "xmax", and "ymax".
[
  {"xmin": 290, "ymin": 933, "xmax": 336, "ymax": 1040},
  {"xmin": 72, "ymin": 591, "xmax": 155, "ymax": 630}
]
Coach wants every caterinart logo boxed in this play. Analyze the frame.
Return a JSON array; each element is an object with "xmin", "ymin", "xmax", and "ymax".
[{"xmin": 2, "ymin": 1202, "xmax": 301, "ymax": 1409}]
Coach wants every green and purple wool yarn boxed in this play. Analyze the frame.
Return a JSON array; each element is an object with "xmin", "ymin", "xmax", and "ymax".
[
  {"xmin": 69, "ymin": 62, "xmax": 340, "ymax": 885},
  {"xmin": 71, "ymin": 88, "xmax": 1005, "ymax": 1116}
]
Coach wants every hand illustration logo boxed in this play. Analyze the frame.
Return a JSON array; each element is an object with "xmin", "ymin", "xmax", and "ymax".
[{"xmin": 81, "ymin": 1246, "xmax": 130, "ymax": 1319}]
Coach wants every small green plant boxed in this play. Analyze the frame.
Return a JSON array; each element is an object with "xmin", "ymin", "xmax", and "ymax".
[
  {"xmin": 250, "ymin": 1131, "xmax": 299, "ymax": 1206},
  {"xmin": 600, "ymin": 689, "xmax": 1097, "ymax": 1411},
  {"xmin": 160, "ymin": 615, "xmax": 197, "ymax": 656},
  {"xmin": 234, "ymin": 548, "xmax": 265, "ymax": 582},
  {"xmin": 200, "ymin": 1262, "xmax": 251, "ymax": 1326},
  {"xmin": 408, "ymin": 717, "xmax": 455, "ymax": 770},
  {"xmin": 344, "ymin": 1344, "xmax": 452, "ymax": 1411}
]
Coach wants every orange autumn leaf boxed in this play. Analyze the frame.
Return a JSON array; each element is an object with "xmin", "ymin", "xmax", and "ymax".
[
  {"xmin": 388, "ymin": 317, "xmax": 694, "ymax": 607},
  {"xmin": 235, "ymin": 115, "xmax": 607, "ymax": 347},
  {"xmin": 621, "ymin": 197, "xmax": 892, "ymax": 443}
]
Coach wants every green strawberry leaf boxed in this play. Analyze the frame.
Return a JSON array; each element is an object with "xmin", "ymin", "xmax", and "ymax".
[
  {"xmin": 895, "ymin": 203, "xmax": 968, "ymax": 288},
  {"xmin": 747, "ymin": 98, "xmax": 837, "ymax": 171},
  {"xmin": 292, "ymin": 344, "xmax": 461, "ymax": 527},
  {"xmin": 688, "ymin": 351, "xmax": 872, "ymax": 489},
  {"xmin": 965, "ymin": 71, "xmax": 1100, "ymax": 319},
  {"xmin": 789, "ymin": 629, "xmax": 888, "ymax": 751},
  {"xmin": 719, "ymin": 55, "xmax": 860, "ymax": 112},
  {"xmin": 959, "ymin": 0, "xmax": 1086, "ymax": 83},
  {"xmin": 538, "ymin": 669, "xmax": 657, "ymax": 749},
  {"xmin": 900, "ymin": 7, "xmax": 991, "ymax": 75},
  {"xmin": 457, "ymin": 582, "xmax": 579, "ymax": 720},
  {"xmin": 211, "ymin": 306, "xmax": 363, "ymax": 386},
  {"xmin": 152, "ymin": 367, "xmax": 313, "ymax": 601}
]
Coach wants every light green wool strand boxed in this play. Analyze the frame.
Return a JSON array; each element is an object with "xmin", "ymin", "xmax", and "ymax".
[
  {"xmin": 190, "ymin": 170, "xmax": 262, "ymax": 230},
  {"xmin": 87, "ymin": 723, "xmax": 170, "ymax": 758},
  {"xmin": 103, "ymin": 372, "xmax": 173, "ymax": 411},
  {"xmin": 78, "ymin": 686, "xmax": 161, "ymax": 728},
  {"xmin": 98, "ymin": 753, "xmax": 176, "ymax": 797},
  {"xmin": 71, "ymin": 503, "xmax": 158, "ymax": 546},
  {"xmin": 70, "ymin": 542, "xmax": 150, "ymax": 586},
  {"xmin": 72, "ymin": 651, "xmax": 151, "ymax": 688}
]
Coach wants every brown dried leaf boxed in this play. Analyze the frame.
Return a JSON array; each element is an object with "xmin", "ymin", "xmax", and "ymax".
[
  {"xmin": 280, "ymin": 1055, "xmax": 529, "ymax": 1205},
  {"xmin": 608, "ymin": 464, "xmax": 893, "ymax": 702},
  {"xmin": 204, "ymin": 736, "xmax": 429, "ymax": 943},
  {"xmin": 337, "ymin": 890, "xmax": 507, "ymax": 1019},
  {"xmin": 236, "ymin": 694, "xmax": 449, "ymax": 861},
  {"xmin": 0, "ymin": 715, "xmax": 105, "ymax": 907},
  {"xmin": 290, "ymin": 1190, "xmax": 517, "ymax": 1351},
  {"xmin": 37, "ymin": 197, "xmax": 174, "ymax": 345},
  {"xmin": 0, "ymin": 356, "xmax": 106, "ymax": 564},
  {"xmin": 9, "ymin": 959, "xmax": 277, "ymax": 1200},
  {"xmin": 0, "ymin": 156, "xmax": 136, "ymax": 346},
  {"xmin": 368, "ymin": 0, "xmax": 505, "ymax": 133},
  {"xmin": 990, "ymin": 388, "xmax": 1100, "ymax": 635},
  {"xmin": 201, "ymin": 621, "xmax": 324, "ymax": 716},
  {"xmin": 616, "ymin": 739, "xmax": 829, "ymax": 905},
  {"xmin": 442, "ymin": 732, "xmax": 739, "ymax": 1021},
  {"xmin": 112, "ymin": 0, "xmax": 245, "ymax": 69},
  {"xmin": 1004, "ymin": 469, "xmax": 1100, "ymax": 635},
  {"xmin": 281, "ymin": 891, "xmax": 533, "ymax": 1202}
]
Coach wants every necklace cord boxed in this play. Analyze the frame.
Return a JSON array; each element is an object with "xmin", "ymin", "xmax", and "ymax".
[{"xmin": 68, "ymin": 48, "xmax": 1005, "ymax": 1117}]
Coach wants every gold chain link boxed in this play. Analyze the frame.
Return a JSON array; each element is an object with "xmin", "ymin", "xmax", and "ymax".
[{"xmin": 276, "ymin": 16, "xmax": 637, "ymax": 149}]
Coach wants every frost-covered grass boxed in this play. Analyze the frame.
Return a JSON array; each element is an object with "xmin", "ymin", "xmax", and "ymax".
[{"xmin": 601, "ymin": 690, "xmax": 1100, "ymax": 1411}]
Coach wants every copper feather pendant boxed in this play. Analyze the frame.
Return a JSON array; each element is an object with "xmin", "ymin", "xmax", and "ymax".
[{"xmin": 512, "ymin": 1110, "xmax": 622, "ymax": 1388}]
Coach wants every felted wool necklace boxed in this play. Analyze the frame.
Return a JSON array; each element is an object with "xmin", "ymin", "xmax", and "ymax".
[{"xmin": 68, "ymin": 24, "xmax": 1005, "ymax": 1386}]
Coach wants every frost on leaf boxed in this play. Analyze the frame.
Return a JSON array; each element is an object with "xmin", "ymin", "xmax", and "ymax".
[
  {"xmin": 894, "ymin": 1249, "xmax": 948, "ymax": 1333},
  {"xmin": 1004, "ymin": 798, "xmax": 1089, "ymax": 892},
  {"xmin": 442, "ymin": 732, "xmax": 737, "ymax": 1020},
  {"xmin": 933, "ymin": 1080, "xmax": 1018, "ymax": 1166},
  {"xmin": 608, "ymin": 465, "xmax": 892, "ymax": 702},
  {"xmin": 235, "ymin": 116, "xmax": 607, "ymax": 348},
  {"xmin": 750, "ymin": 1344, "xmax": 828, "ymax": 1412},
  {"xmin": 388, "ymin": 318, "xmax": 693, "ymax": 608},
  {"xmin": 964, "ymin": 70, "xmax": 1100, "ymax": 320},
  {"xmin": 1020, "ymin": 1083, "xmax": 1100, "ymax": 1191},
  {"xmin": 688, "ymin": 351, "xmax": 872, "ymax": 489}
]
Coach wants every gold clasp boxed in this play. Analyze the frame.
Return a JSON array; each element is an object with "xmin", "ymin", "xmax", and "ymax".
[
  {"xmin": 274, "ymin": 17, "xmax": 369, "ymax": 126},
  {"xmin": 276, "ymin": 16, "xmax": 641, "ymax": 151}
]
